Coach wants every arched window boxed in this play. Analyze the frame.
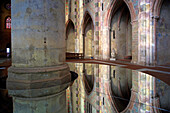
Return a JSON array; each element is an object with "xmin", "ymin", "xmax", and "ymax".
[{"xmin": 6, "ymin": 17, "xmax": 11, "ymax": 29}]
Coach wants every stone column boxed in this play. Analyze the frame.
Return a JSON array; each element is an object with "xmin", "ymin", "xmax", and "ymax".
[
  {"xmin": 7, "ymin": 0, "xmax": 71, "ymax": 113},
  {"xmin": 102, "ymin": 27, "xmax": 110, "ymax": 60},
  {"xmin": 131, "ymin": 20, "xmax": 138, "ymax": 64}
]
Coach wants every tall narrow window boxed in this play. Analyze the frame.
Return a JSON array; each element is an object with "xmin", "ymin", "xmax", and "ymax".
[
  {"xmin": 113, "ymin": 30, "xmax": 115, "ymax": 39},
  {"xmin": 6, "ymin": 17, "xmax": 11, "ymax": 29},
  {"xmin": 113, "ymin": 70, "xmax": 115, "ymax": 78}
]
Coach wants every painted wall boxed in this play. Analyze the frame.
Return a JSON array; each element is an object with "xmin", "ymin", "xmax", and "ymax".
[
  {"xmin": 156, "ymin": 0, "xmax": 170, "ymax": 65},
  {"xmin": 155, "ymin": 1, "xmax": 170, "ymax": 109},
  {"xmin": 156, "ymin": 79, "xmax": 170, "ymax": 111}
]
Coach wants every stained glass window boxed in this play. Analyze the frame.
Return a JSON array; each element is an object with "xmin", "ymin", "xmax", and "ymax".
[{"xmin": 6, "ymin": 17, "xmax": 11, "ymax": 29}]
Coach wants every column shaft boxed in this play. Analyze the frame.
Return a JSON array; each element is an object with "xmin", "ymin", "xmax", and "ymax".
[{"xmin": 7, "ymin": 0, "xmax": 71, "ymax": 113}]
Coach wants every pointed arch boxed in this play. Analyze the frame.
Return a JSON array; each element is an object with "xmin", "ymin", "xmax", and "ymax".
[
  {"xmin": 65, "ymin": 19, "xmax": 75, "ymax": 40},
  {"xmin": 152, "ymin": 0, "xmax": 164, "ymax": 18},
  {"xmin": 104, "ymin": 0, "xmax": 136, "ymax": 27},
  {"xmin": 82, "ymin": 11, "xmax": 95, "ymax": 58},
  {"xmin": 109, "ymin": 1, "xmax": 132, "ymax": 60},
  {"xmin": 82, "ymin": 11, "xmax": 94, "ymax": 35},
  {"xmin": 65, "ymin": 19, "xmax": 76, "ymax": 53}
]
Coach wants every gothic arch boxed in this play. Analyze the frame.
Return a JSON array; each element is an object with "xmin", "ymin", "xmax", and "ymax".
[
  {"xmin": 82, "ymin": 11, "xmax": 94, "ymax": 35},
  {"xmin": 65, "ymin": 19, "xmax": 75, "ymax": 40},
  {"xmin": 152, "ymin": 0, "xmax": 164, "ymax": 18},
  {"xmin": 108, "ymin": 1, "xmax": 132, "ymax": 60},
  {"xmin": 65, "ymin": 19, "xmax": 76, "ymax": 53},
  {"xmin": 104, "ymin": 0, "xmax": 136, "ymax": 27},
  {"xmin": 82, "ymin": 11, "xmax": 94, "ymax": 58}
]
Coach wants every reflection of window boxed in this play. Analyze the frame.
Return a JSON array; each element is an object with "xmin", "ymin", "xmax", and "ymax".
[
  {"xmin": 86, "ymin": 102, "xmax": 92, "ymax": 113},
  {"xmin": 6, "ymin": 17, "xmax": 11, "ymax": 29},
  {"xmin": 6, "ymin": 48, "xmax": 10, "ymax": 57}
]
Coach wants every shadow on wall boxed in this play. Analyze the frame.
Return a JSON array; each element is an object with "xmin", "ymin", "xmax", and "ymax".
[{"xmin": 156, "ymin": 0, "xmax": 170, "ymax": 65}]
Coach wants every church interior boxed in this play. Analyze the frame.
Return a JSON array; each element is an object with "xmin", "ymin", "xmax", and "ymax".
[{"xmin": 0, "ymin": 0, "xmax": 170, "ymax": 113}]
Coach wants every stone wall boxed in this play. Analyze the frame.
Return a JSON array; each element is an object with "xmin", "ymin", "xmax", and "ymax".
[{"xmin": 156, "ymin": 0, "xmax": 170, "ymax": 65}]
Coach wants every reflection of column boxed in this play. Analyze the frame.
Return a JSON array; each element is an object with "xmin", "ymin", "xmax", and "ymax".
[
  {"xmin": 7, "ymin": 0, "xmax": 71, "ymax": 113},
  {"xmin": 152, "ymin": 97, "xmax": 161, "ymax": 112},
  {"xmin": 138, "ymin": 72, "xmax": 154, "ymax": 112},
  {"xmin": 100, "ymin": 65, "xmax": 110, "ymax": 112}
]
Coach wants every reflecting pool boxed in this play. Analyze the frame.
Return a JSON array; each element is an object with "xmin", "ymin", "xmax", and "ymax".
[
  {"xmin": 0, "ymin": 61, "xmax": 170, "ymax": 113},
  {"xmin": 66, "ymin": 63, "xmax": 170, "ymax": 113}
]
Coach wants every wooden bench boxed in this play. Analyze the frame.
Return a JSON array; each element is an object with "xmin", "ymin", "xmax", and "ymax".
[
  {"xmin": 66, "ymin": 52, "xmax": 84, "ymax": 59},
  {"xmin": 0, "ymin": 52, "xmax": 7, "ymax": 58}
]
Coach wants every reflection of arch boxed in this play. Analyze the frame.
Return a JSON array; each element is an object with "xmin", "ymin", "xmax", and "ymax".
[
  {"xmin": 104, "ymin": 0, "xmax": 136, "ymax": 27},
  {"xmin": 108, "ymin": 84, "xmax": 137, "ymax": 113},
  {"xmin": 65, "ymin": 19, "xmax": 75, "ymax": 40},
  {"xmin": 110, "ymin": 67, "xmax": 132, "ymax": 112},
  {"xmin": 82, "ymin": 64, "xmax": 94, "ymax": 95},
  {"xmin": 83, "ymin": 73, "xmax": 94, "ymax": 95}
]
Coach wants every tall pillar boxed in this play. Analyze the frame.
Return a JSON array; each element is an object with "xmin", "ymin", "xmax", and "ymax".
[
  {"xmin": 131, "ymin": 20, "xmax": 138, "ymax": 64},
  {"xmin": 7, "ymin": 0, "xmax": 71, "ymax": 113}
]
